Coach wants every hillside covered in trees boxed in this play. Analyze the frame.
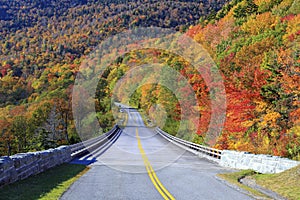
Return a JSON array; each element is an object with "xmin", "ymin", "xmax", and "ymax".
[
  {"xmin": 189, "ymin": 0, "xmax": 300, "ymax": 159},
  {"xmin": 0, "ymin": 0, "xmax": 229, "ymax": 156},
  {"xmin": 0, "ymin": 0, "xmax": 299, "ymax": 161},
  {"xmin": 90, "ymin": 0, "xmax": 300, "ymax": 160}
]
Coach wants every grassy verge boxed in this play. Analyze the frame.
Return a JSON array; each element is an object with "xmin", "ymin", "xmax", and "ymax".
[
  {"xmin": 218, "ymin": 165, "xmax": 300, "ymax": 200},
  {"xmin": 0, "ymin": 164, "xmax": 89, "ymax": 200},
  {"xmin": 253, "ymin": 165, "xmax": 300, "ymax": 200},
  {"xmin": 217, "ymin": 170, "xmax": 272, "ymax": 199}
]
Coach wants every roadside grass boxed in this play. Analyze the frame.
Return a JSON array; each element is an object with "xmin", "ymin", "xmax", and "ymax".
[
  {"xmin": 0, "ymin": 164, "xmax": 89, "ymax": 200},
  {"xmin": 217, "ymin": 170, "xmax": 272, "ymax": 199},
  {"xmin": 218, "ymin": 165, "xmax": 300, "ymax": 200},
  {"xmin": 253, "ymin": 165, "xmax": 300, "ymax": 200}
]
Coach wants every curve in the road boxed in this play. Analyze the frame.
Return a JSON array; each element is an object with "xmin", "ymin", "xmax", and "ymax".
[{"xmin": 61, "ymin": 110, "xmax": 254, "ymax": 200}]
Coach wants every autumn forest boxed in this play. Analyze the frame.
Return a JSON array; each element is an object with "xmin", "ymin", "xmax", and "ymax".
[{"xmin": 0, "ymin": 0, "xmax": 299, "ymax": 160}]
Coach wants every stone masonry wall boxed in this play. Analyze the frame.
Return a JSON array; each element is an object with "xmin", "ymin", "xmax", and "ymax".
[
  {"xmin": 220, "ymin": 150, "xmax": 300, "ymax": 174},
  {"xmin": 0, "ymin": 146, "xmax": 72, "ymax": 186}
]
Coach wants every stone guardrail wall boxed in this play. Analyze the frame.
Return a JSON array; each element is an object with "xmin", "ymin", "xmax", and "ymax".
[
  {"xmin": 157, "ymin": 127, "xmax": 300, "ymax": 174},
  {"xmin": 0, "ymin": 146, "xmax": 72, "ymax": 187},
  {"xmin": 0, "ymin": 126, "xmax": 121, "ymax": 187},
  {"xmin": 220, "ymin": 150, "xmax": 300, "ymax": 174}
]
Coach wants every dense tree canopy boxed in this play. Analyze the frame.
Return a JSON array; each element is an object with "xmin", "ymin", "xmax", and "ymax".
[
  {"xmin": 0, "ymin": 0, "xmax": 299, "ymax": 161},
  {"xmin": 0, "ymin": 0, "xmax": 229, "ymax": 155}
]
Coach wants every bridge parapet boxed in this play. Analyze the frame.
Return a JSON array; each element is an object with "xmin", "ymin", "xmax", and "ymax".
[
  {"xmin": 70, "ymin": 125, "xmax": 119, "ymax": 159},
  {"xmin": 0, "ymin": 125, "xmax": 121, "ymax": 187},
  {"xmin": 156, "ymin": 127, "xmax": 300, "ymax": 174},
  {"xmin": 156, "ymin": 128, "xmax": 222, "ymax": 162},
  {"xmin": 220, "ymin": 150, "xmax": 300, "ymax": 174},
  {"xmin": 0, "ymin": 146, "xmax": 71, "ymax": 186}
]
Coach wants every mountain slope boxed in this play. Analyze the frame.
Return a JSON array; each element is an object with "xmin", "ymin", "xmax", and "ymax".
[
  {"xmin": 186, "ymin": 0, "xmax": 300, "ymax": 159},
  {"xmin": 0, "ymin": 0, "xmax": 230, "ymax": 156}
]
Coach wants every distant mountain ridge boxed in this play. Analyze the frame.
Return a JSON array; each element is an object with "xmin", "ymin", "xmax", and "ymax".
[{"xmin": 0, "ymin": 0, "xmax": 230, "ymax": 32}]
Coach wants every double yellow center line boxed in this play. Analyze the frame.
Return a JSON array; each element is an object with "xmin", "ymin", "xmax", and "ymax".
[{"xmin": 136, "ymin": 128, "xmax": 175, "ymax": 200}]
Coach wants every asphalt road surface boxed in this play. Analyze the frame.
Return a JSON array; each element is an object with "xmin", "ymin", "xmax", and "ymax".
[{"xmin": 61, "ymin": 109, "xmax": 254, "ymax": 200}]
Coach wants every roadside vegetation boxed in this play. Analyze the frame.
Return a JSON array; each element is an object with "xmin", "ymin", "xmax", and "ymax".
[
  {"xmin": 254, "ymin": 165, "xmax": 300, "ymax": 200},
  {"xmin": 218, "ymin": 165, "xmax": 300, "ymax": 200},
  {"xmin": 218, "ymin": 170, "xmax": 271, "ymax": 199},
  {"xmin": 0, "ymin": 164, "xmax": 89, "ymax": 200}
]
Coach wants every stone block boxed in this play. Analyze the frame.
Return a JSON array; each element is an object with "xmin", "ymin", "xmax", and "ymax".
[{"xmin": 0, "ymin": 145, "xmax": 74, "ymax": 187}]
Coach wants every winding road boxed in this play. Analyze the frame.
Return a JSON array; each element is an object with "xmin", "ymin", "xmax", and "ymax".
[{"xmin": 61, "ymin": 109, "xmax": 253, "ymax": 200}]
